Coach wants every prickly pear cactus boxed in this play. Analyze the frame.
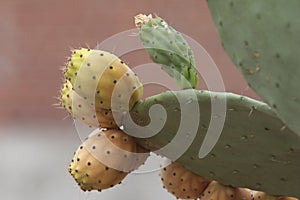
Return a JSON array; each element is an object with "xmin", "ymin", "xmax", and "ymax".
[
  {"xmin": 61, "ymin": 11, "xmax": 300, "ymax": 200},
  {"xmin": 207, "ymin": 0, "xmax": 300, "ymax": 135},
  {"xmin": 135, "ymin": 14, "xmax": 198, "ymax": 89},
  {"xmin": 123, "ymin": 89, "xmax": 300, "ymax": 198}
]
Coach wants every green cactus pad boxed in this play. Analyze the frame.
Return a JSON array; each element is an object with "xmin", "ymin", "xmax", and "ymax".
[
  {"xmin": 124, "ymin": 89, "xmax": 300, "ymax": 198},
  {"xmin": 207, "ymin": 0, "xmax": 300, "ymax": 135},
  {"xmin": 136, "ymin": 14, "xmax": 198, "ymax": 89}
]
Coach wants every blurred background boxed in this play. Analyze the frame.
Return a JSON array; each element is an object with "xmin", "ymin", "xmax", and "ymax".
[{"xmin": 0, "ymin": 0, "xmax": 258, "ymax": 199}]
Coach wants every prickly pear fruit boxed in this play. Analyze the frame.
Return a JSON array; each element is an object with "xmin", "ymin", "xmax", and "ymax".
[
  {"xmin": 68, "ymin": 129, "xmax": 150, "ymax": 191},
  {"xmin": 253, "ymin": 192, "xmax": 298, "ymax": 200},
  {"xmin": 60, "ymin": 80, "xmax": 118, "ymax": 128},
  {"xmin": 60, "ymin": 80, "xmax": 74, "ymax": 114},
  {"xmin": 201, "ymin": 181, "xmax": 251, "ymax": 200},
  {"xmin": 159, "ymin": 162, "xmax": 211, "ymax": 199},
  {"xmin": 64, "ymin": 48, "xmax": 143, "ymax": 111},
  {"xmin": 135, "ymin": 14, "xmax": 198, "ymax": 89},
  {"xmin": 64, "ymin": 48, "xmax": 92, "ymax": 85}
]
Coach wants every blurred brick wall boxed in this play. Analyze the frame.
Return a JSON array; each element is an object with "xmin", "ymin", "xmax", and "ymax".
[{"xmin": 0, "ymin": 0, "xmax": 258, "ymax": 123}]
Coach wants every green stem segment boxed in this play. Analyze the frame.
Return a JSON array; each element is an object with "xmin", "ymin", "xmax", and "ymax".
[{"xmin": 135, "ymin": 14, "xmax": 198, "ymax": 89}]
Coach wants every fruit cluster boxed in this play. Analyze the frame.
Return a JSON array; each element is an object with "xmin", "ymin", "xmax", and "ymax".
[{"xmin": 61, "ymin": 48, "xmax": 148, "ymax": 191}]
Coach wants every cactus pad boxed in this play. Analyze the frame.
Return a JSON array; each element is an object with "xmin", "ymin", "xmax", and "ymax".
[
  {"xmin": 135, "ymin": 14, "xmax": 198, "ymax": 89},
  {"xmin": 207, "ymin": 0, "xmax": 300, "ymax": 135},
  {"xmin": 123, "ymin": 89, "xmax": 300, "ymax": 198}
]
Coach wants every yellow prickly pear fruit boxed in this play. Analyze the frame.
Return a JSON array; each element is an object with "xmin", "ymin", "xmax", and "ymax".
[
  {"xmin": 253, "ymin": 191, "xmax": 298, "ymax": 200},
  {"xmin": 159, "ymin": 161, "xmax": 211, "ymax": 199},
  {"xmin": 60, "ymin": 80, "xmax": 118, "ymax": 128},
  {"xmin": 64, "ymin": 48, "xmax": 143, "ymax": 112},
  {"xmin": 68, "ymin": 129, "xmax": 149, "ymax": 191},
  {"xmin": 201, "ymin": 181, "xmax": 252, "ymax": 200}
]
